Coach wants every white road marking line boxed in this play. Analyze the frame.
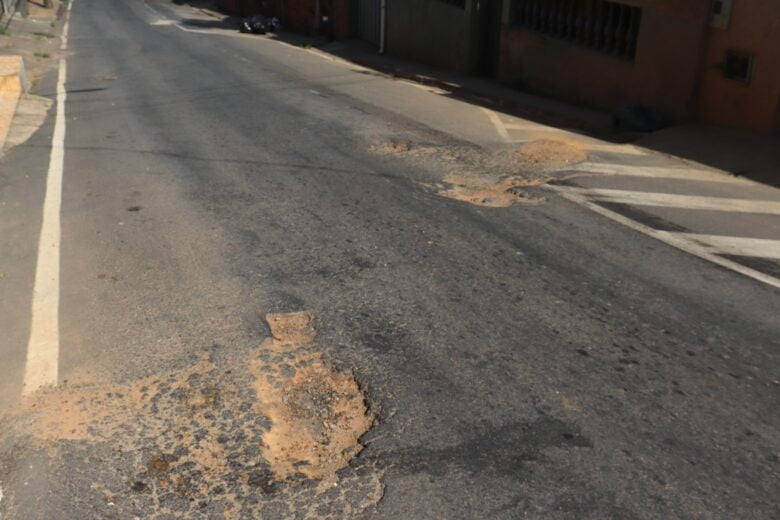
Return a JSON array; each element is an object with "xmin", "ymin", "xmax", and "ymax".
[
  {"xmin": 669, "ymin": 233, "xmax": 780, "ymax": 259},
  {"xmin": 23, "ymin": 0, "xmax": 75, "ymax": 396},
  {"xmin": 495, "ymin": 116, "xmax": 648, "ymax": 157},
  {"xmin": 554, "ymin": 186, "xmax": 780, "ymax": 215},
  {"xmin": 567, "ymin": 161, "xmax": 746, "ymax": 183},
  {"xmin": 544, "ymin": 185, "xmax": 780, "ymax": 289},
  {"xmin": 580, "ymin": 143, "xmax": 648, "ymax": 156},
  {"xmin": 503, "ymin": 122, "xmax": 559, "ymax": 131},
  {"xmin": 175, "ymin": 23, "xmax": 261, "ymax": 39},
  {"xmin": 480, "ymin": 107, "xmax": 509, "ymax": 142}
]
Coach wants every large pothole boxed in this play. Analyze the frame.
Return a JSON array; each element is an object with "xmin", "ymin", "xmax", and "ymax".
[
  {"xmin": 369, "ymin": 137, "xmax": 589, "ymax": 208},
  {"xmin": 0, "ymin": 312, "xmax": 381, "ymax": 518}
]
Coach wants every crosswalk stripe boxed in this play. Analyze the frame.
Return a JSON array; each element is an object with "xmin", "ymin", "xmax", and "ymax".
[
  {"xmin": 580, "ymin": 143, "xmax": 648, "ymax": 156},
  {"xmin": 503, "ymin": 122, "xmax": 559, "ymax": 131},
  {"xmin": 665, "ymin": 233, "xmax": 780, "ymax": 259},
  {"xmin": 567, "ymin": 162, "xmax": 741, "ymax": 182},
  {"xmin": 544, "ymin": 184, "xmax": 780, "ymax": 289},
  {"xmin": 554, "ymin": 186, "xmax": 780, "ymax": 215}
]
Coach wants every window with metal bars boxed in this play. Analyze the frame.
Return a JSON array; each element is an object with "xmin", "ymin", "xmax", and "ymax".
[{"xmin": 511, "ymin": 0, "xmax": 643, "ymax": 61}]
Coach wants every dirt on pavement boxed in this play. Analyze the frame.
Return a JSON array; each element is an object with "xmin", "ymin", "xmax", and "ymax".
[
  {"xmin": 370, "ymin": 137, "xmax": 589, "ymax": 207},
  {"xmin": 0, "ymin": 312, "xmax": 381, "ymax": 518}
]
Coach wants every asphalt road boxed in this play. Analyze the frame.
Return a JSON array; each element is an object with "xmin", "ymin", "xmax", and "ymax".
[{"xmin": 0, "ymin": 0, "xmax": 778, "ymax": 518}]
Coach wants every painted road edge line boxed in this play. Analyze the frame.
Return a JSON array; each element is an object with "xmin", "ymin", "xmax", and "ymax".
[
  {"xmin": 23, "ymin": 0, "xmax": 74, "ymax": 396},
  {"xmin": 543, "ymin": 184, "xmax": 780, "ymax": 290}
]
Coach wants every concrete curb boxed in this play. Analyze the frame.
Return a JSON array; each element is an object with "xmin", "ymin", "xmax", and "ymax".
[{"xmin": 0, "ymin": 55, "xmax": 29, "ymax": 155}]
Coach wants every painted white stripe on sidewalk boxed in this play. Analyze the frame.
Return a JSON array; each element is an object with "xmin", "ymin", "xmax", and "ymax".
[
  {"xmin": 668, "ymin": 233, "xmax": 780, "ymax": 259},
  {"xmin": 544, "ymin": 185, "xmax": 780, "ymax": 289},
  {"xmin": 23, "ymin": 0, "xmax": 74, "ymax": 396},
  {"xmin": 556, "ymin": 186, "xmax": 780, "ymax": 215}
]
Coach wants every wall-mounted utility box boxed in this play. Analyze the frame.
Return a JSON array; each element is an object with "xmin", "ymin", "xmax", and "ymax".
[
  {"xmin": 710, "ymin": 0, "xmax": 733, "ymax": 29},
  {"xmin": 723, "ymin": 50, "xmax": 753, "ymax": 83}
]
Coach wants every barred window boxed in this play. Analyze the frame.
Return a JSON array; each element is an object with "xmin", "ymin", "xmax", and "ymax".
[{"xmin": 511, "ymin": 0, "xmax": 643, "ymax": 61}]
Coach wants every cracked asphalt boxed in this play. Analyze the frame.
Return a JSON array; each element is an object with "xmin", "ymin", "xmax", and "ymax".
[{"xmin": 0, "ymin": 0, "xmax": 778, "ymax": 518}]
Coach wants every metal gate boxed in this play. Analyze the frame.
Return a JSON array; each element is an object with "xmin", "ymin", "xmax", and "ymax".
[{"xmin": 359, "ymin": 0, "xmax": 381, "ymax": 46}]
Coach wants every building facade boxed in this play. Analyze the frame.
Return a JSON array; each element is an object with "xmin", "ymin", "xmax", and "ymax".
[
  {"xmin": 214, "ymin": 0, "xmax": 779, "ymax": 134},
  {"xmin": 383, "ymin": 0, "xmax": 779, "ymax": 134}
]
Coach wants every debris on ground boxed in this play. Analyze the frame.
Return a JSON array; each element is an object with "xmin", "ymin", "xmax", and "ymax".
[{"xmin": 240, "ymin": 15, "xmax": 280, "ymax": 35}]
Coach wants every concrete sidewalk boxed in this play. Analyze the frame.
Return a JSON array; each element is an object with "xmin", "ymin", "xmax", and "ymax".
[{"xmin": 0, "ymin": 0, "xmax": 63, "ymax": 154}]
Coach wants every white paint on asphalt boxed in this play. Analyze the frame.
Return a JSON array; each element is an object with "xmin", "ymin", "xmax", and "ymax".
[
  {"xmin": 672, "ymin": 233, "xmax": 780, "ymax": 260},
  {"xmin": 503, "ymin": 122, "xmax": 553, "ymax": 130},
  {"xmin": 175, "ymin": 23, "xmax": 257, "ymax": 39},
  {"xmin": 485, "ymin": 111, "xmax": 648, "ymax": 158},
  {"xmin": 555, "ymin": 186, "xmax": 780, "ymax": 215},
  {"xmin": 480, "ymin": 107, "xmax": 509, "ymax": 142},
  {"xmin": 567, "ymin": 161, "xmax": 750, "ymax": 183},
  {"xmin": 23, "ymin": 0, "xmax": 75, "ymax": 396},
  {"xmin": 579, "ymin": 143, "xmax": 649, "ymax": 156},
  {"xmin": 545, "ymin": 184, "xmax": 780, "ymax": 289}
]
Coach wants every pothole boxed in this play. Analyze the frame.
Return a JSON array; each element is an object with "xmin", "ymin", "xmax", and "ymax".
[
  {"xmin": 437, "ymin": 174, "xmax": 549, "ymax": 207},
  {"xmin": 512, "ymin": 138, "xmax": 589, "ymax": 171},
  {"xmin": 369, "ymin": 138, "xmax": 453, "ymax": 159},
  {"xmin": 0, "ymin": 312, "xmax": 380, "ymax": 518},
  {"xmin": 369, "ymin": 137, "xmax": 591, "ymax": 208}
]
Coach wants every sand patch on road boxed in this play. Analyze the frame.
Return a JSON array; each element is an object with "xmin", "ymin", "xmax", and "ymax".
[
  {"xmin": 1, "ymin": 312, "xmax": 378, "ymax": 517},
  {"xmin": 512, "ymin": 138, "xmax": 588, "ymax": 171},
  {"xmin": 437, "ymin": 174, "xmax": 549, "ymax": 207}
]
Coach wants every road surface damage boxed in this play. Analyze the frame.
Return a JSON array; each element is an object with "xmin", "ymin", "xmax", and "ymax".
[
  {"xmin": 370, "ymin": 137, "xmax": 589, "ymax": 207},
  {"xmin": 0, "ymin": 312, "xmax": 381, "ymax": 518}
]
